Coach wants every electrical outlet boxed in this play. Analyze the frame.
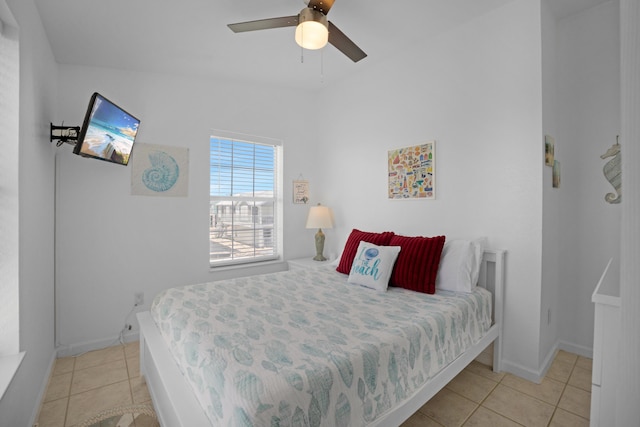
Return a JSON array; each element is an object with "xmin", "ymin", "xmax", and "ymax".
[{"xmin": 135, "ymin": 292, "xmax": 144, "ymax": 306}]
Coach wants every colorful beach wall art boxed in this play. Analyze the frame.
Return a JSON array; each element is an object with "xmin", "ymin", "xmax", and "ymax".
[{"xmin": 388, "ymin": 142, "xmax": 435, "ymax": 199}]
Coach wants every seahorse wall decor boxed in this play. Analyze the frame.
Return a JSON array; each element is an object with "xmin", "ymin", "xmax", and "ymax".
[{"xmin": 600, "ymin": 136, "xmax": 621, "ymax": 204}]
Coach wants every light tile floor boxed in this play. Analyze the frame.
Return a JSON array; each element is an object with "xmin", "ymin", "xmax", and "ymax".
[
  {"xmin": 36, "ymin": 341, "xmax": 152, "ymax": 427},
  {"xmin": 402, "ymin": 350, "xmax": 592, "ymax": 427},
  {"xmin": 36, "ymin": 343, "xmax": 591, "ymax": 427}
]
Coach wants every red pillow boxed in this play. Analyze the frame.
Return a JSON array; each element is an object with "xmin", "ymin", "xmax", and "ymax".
[
  {"xmin": 389, "ymin": 235, "xmax": 446, "ymax": 294},
  {"xmin": 336, "ymin": 229, "xmax": 395, "ymax": 274}
]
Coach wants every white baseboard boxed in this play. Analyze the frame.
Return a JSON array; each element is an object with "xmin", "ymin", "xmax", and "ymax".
[
  {"xmin": 56, "ymin": 331, "xmax": 140, "ymax": 358},
  {"xmin": 538, "ymin": 342, "xmax": 558, "ymax": 379},
  {"xmin": 500, "ymin": 358, "xmax": 546, "ymax": 384},
  {"xmin": 29, "ymin": 348, "xmax": 58, "ymax": 427},
  {"xmin": 558, "ymin": 340, "xmax": 593, "ymax": 359},
  {"xmin": 503, "ymin": 340, "xmax": 595, "ymax": 386}
]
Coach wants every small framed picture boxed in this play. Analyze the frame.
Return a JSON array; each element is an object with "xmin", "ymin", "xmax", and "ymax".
[
  {"xmin": 545, "ymin": 135, "xmax": 555, "ymax": 166},
  {"xmin": 293, "ymin": 179, "xmax": 309, "ymax": 204}
]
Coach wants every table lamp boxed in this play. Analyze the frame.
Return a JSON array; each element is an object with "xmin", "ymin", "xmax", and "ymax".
[{"xmin": 305, "ymin": 203, "xmax": 334, "ymax": 261}]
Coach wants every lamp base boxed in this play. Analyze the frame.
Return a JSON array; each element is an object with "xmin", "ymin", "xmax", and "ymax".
[{"xmin": 313, "ymin": 228, "xmax": 326, "ymax": 261}]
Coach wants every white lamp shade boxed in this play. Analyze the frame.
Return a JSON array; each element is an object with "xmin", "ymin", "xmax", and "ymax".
[{"xmin": 306, "ymin": 205, "xmax": 334, "ymax": 229}]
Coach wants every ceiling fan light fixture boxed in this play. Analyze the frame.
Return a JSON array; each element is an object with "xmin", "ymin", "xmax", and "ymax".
[{"xmin": 295, "ymin": 8, "xmax": 329, "ymax": 50}]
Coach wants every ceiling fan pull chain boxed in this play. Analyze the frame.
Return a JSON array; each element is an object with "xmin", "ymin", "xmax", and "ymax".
[
  {"xmin": 320, "ymin": 48, "xmax": 324, "ymax": 83},
  {"xmin": 300, "ymin": 25, "xmax": 304, "ymax": 63}
]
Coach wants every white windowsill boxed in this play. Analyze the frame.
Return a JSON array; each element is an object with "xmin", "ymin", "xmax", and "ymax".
[
  {"xmin": 0, "ymin": 351, "xmax": 25, "ymax": 401},
  {"xmin": 209, "ymin": 258, "xmax": 285, "ymax": 272}
]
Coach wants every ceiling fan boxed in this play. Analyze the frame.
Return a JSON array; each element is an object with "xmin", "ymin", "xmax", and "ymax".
[{"xmin": 227, "ymin": 0, "xmax": 367, "ymax": 63}]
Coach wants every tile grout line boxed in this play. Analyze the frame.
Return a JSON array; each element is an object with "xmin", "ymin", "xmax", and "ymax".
[
  {"xmin": 466, "ymin": 367, "xmax": 501, "ymax": 425},
  {"xmin": 67, "ymin": 344, "xmax": 128, "ymax": 427},
  {"xmin": 63, "ymin": 356, "xmax": 76, "ymax": 427},
  {"xmin": 125, "ymin": 346, "xmax": 135, "ymax": 405},
  {"xmin": 455, "ymin": 355, "xmax": 588, "ymax": 427},
  {"xmin": 432, "ymin": 365, "xmax": 525, "ymax": 427},
  {"xmin": 545, "ymin": 352, "xmax": 582, "ymax": 427},
  {"xmin": 553, "ymin": 355, "xmax": 591, "ymax": 422},
  {"xmin": 458, "ymin": 377, "xmax": 504, "ymax": 427},
  {"xmin": 548, "ymin": 355, "xmax": 575, "ymax": 426},
  {"xmin": 466, "ymin": 370, "xmax": 528, "ymax": 427},
  {"xmin": 545, "ymin": 375, "xmax": 570, "ymax": 425},
  {"xmin": 496, "ymin": 373, "xmax": 560, "ymax": 426}
]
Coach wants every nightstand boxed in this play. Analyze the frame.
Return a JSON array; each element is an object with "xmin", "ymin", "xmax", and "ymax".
[{"xmin": 287, "ymin": 257, "xmax": 334, "ymax": 271}]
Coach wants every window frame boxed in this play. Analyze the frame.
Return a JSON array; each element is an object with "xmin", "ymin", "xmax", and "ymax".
[
  {"xmin": 0, "ymin": 12, "xmax": 20, "ymax": 358},
  {"xmin": 0, "ymin": 9, "xmax": 25, "ymax": 399},
  {"xmin": 209, "ymin": 132, "xmax": 283, "ymax": 268}
]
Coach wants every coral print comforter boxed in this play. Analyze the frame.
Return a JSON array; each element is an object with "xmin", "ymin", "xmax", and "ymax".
[{"xmin": 150, "ymin": 266, "xmax": 492, "ymax": 427}]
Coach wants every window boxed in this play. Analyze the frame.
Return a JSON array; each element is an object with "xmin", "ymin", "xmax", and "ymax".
[
  {"xmin": 209, "ymin": 134, "xmax": 282, "ymax": 267},
  {"xmin": 0, "ymin": 14, "xmax": 20, "ymax": 357},
  {"xmin": 0, "ymin": 10, "xmax": 25, "ymax": 395}
]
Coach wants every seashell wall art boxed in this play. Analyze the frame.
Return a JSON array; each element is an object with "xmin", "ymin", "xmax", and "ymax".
[
  {"xmin": 131, "ymin": 143, "xmax": 189, "ymax": 197},
  {"xmin": 600, "ymin": 136, "xmax": 621, "ymax": 204}
]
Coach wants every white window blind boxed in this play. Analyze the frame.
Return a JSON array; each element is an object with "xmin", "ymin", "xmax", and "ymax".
[{"xmin": 209, "ymin": 135, "xmax": 281, "ymax": 266}]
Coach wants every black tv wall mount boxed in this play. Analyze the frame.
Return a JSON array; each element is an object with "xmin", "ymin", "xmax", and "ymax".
[{"xmin": 50, "ymin": 123, "xmax": 80, "ymax": 147}]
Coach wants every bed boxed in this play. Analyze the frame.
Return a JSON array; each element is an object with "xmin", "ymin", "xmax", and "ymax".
[{"xmin": 137, "ymin": 247, "xmax": 505, "ymax": 427}]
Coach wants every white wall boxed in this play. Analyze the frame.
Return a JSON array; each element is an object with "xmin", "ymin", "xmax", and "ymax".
[
  {"xmin": 0, "ymin": 0, "xmax": 624, "ymax": 423},
  {"xmin": 617, "ymin": 0, "xmax": 640, "ymax": 421},
  {"xmin": 0, "ymin": 0, "xmax": 58, "ymax": 426},
  {"xmin": 540, "ymin": 0, "xmax": 561, "ymax": 367},
  {"xmin": 54, "ymin": 65, "xmax": 324, "ymax": 353},
  {"xmin": 47, "ymin": 0, "xmax": 622, "ymax": 387},
  {"xmin": 52, "ymin": 1, "xmax": 553, "ymax": 380},
  {"xmin": 556, "ymin": 1, "xmax": 621, "ymax": 355},
  {"xmin": 316, "ymin": 0, "xmax": 545, "ymax": 378}
]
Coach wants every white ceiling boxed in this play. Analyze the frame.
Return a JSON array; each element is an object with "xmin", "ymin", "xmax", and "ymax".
[
  {"xmin": 34, "ymin": 0, "xmax": 609, "ymax": 90},
  {"xmin": 548, "ymin": 0, "xmax": 611, "ymax": 19}
]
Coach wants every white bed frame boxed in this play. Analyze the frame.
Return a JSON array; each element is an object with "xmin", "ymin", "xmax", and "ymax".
[{"xmin": 137, "ymin": 249, "xmax": 505, "ymax": 427}]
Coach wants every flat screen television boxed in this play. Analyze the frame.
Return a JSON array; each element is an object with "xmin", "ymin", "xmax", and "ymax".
[{"xmin": 73, "ymin": 92, "xmax": 140, "ymax": 166}]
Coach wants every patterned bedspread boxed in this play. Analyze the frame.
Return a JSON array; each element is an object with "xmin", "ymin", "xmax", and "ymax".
[{"xmin": 150, "ymin": 266, "xmax": 492, "ymax": 427}]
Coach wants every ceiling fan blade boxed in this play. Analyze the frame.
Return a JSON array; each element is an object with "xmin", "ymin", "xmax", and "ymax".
[
  {"xmin": 228, "ymin": 15, "xmax": 298, "ymax": 33},
  {"xmin": 307, "ymin": 0, "xmax": 335, "ymax": 15},
  {"xmin": 328, "ymin": 21, "xmax": 367, "ymax": 62}
]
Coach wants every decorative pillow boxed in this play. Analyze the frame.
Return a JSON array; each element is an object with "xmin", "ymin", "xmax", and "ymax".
[
  {"xmin": 436, "ymin": 237, "xmax": 487, "ymax": 293},
  {"xmin": 389, "ymin": 234, "xmax": 446, "ymax": 294},
  {"xmin": 336, "ymin": 229, "xmax": 395, "ymax": 274},
  {"xmin": 470, "ymin": 237, "xmax": 487, "ymax": 286},
  {"xmin": 347, "ymin": 242, "xmax": 401, "ymax": 291},
  {"xmin": 329, "ymin": 254, "xmax": 341, "ymax": 267}
]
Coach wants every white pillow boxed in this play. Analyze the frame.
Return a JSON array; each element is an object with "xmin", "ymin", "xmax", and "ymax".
[
  {"xmin": 347, "ymin": 241, "xmax": 401, "ymax": 292},
  {"xmin": 329, "ymin": 251, "xmax": 342, "ymax": 267},
  {"xmin": 436, "ymin": 238, "xmax": 487, "ymax": 293}
]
